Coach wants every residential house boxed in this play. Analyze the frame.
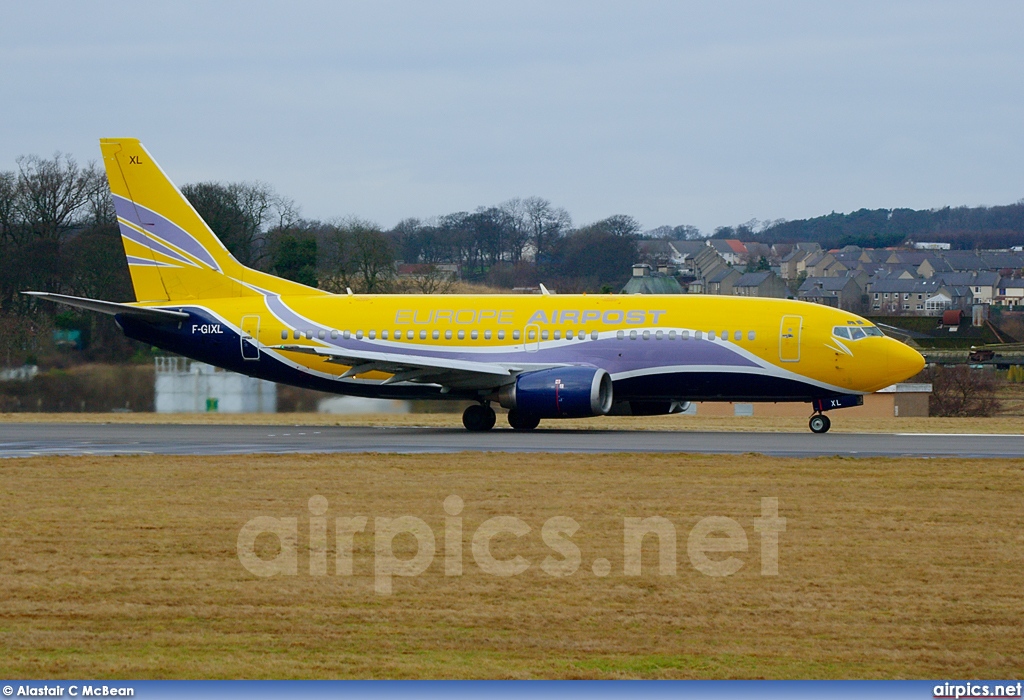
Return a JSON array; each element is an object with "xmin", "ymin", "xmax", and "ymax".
[
  {"xmin": 706, "ymin": 239, "xmax": 747, "ymax": 265},
  {"xmin": 705, "ymin": 267, "xmax": 742, "ymax": 295},
  {"xmin": 934, "ymin": 271, "xmax": 1001, "ymax": 305},
  {"xmin": 996, "ymin": 276, "xmax": 1024, "ymax": 307},
  {"xmin": 732, "ymin": 271, "xmax": 789, "ymax": 298},
  {"xmin": 867, "ymin": 278, "xmax": 973, "ymax": 315},
  {"xmin": 797, "ymin": 276, "xmax": 865, "ymax": 312}
]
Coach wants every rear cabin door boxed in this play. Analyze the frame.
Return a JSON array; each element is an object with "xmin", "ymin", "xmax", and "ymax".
[
  {"xmin": 779, "ymin": 315, "xmax": 802, "ymax": 362},
  {"xmin": 240, "ymin": 314, "xmax": 261, "ymax": 360}
]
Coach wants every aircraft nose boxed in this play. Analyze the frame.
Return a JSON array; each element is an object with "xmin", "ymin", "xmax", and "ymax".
[{"xmin": 888, "ymin": 339, "xmax": 925, "ymax": 382}]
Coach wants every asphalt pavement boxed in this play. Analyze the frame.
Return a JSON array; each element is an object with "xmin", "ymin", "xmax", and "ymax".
[{"xmin": 1, "ymin": 422, "xmax": 1023, "ymax": 458}]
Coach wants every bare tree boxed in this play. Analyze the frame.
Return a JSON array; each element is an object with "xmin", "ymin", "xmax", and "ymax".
[
  {"xmin": 317, "ymin": 218, "xmax": 395, "ymax": 293},
  {"xmin": 181, "ymin": 181, "xmax": 296, "ymax": 269},
  {"xmin": 923, "ymin": 365, "xmax": 1001, "ymax": 417},
  {"xmin": 14, "ymin": 154, "xmax": 102, "ymax": 242},
  {"xmin": 524, "ymin": 197, "xmax": 570, "ymax": 260}
]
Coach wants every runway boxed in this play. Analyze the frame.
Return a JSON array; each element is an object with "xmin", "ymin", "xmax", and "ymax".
[{"xmin": 1, "ymin": 422, "xmax": 1023, "ymax": 458}]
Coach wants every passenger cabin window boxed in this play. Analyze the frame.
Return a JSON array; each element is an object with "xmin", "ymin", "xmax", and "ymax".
[
  {"xmin": 331, "ymin": 330, "xmax": 338, "ymax": 340},
  {"xmin": 591, "ymin": 331, "xmax": 598, "ymax": 340},
  {"xmin": 281, "ymin": 330, "xmax": 289, "ymax": 340},
  {"xmin": 511, "ymin": 331, "xmax": 519, "ymax": 340},
  {"xmin": 432, "ymin": 330, "xmax": 439, "ymax": 339},
  {"xmin": 293, "ymin": 330, "xmax": 300, "ymax": 340},
  {"xmin": 499, "ymin": 331, "xmax": 506, "ymax": 340},
  {"xmin": 445, "ymin": 330, "xmax": 452, "ymax": 340},
  {"xmin": 747, "ymin": 331, "xmax": 755, "ymax": 341},
  {"xmin": 470, "ymin": 330, "xmax": 478, "ymax": 340},
  {"xmin": 734, "ymin": 331, "xmax": 741, "ymax": 341},
  {"xmin": 318, "ymin": 330, "xmax": 326, "ymax": 340},
  {"xmin": 617, "ymin": 330, "xmax": 624, "ymax": 340}
]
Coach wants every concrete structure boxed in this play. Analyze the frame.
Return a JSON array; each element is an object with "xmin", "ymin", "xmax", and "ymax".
[
  {"xmin": 687, "ymin": 383, "xmax": 932, "ymax": 418},
  {"xmin": 155, "ymin": 357, "xmax": 276, "ymax": 413}
]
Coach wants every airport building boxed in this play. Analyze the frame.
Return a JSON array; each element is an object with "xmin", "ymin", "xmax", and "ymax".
[{"xmin": 155, "ymin": 357, "xmax": 276, "ymax": 413}]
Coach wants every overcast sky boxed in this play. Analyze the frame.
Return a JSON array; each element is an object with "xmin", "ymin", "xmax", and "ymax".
[{"xmin": 2, "ymin": 1, "xmax": 1022, "ymax": 233}]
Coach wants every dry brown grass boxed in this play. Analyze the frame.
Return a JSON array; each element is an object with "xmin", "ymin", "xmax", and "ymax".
[
  {"xmin": 3, "ymin": 411, "xmax": 1024, "ymax": 434},
  {"xmin": 1, "ymin": 452, "xmax": 1022, "ymax": 679}
]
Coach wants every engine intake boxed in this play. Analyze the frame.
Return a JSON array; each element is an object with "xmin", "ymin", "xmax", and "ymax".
[{"xmin": 499, "ymin": 366, "xmax": 613, "ymax": 418}]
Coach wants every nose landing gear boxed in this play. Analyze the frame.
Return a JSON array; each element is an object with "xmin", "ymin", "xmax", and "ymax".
[
  {"xmin": 462, "ymin": 403, "xmax": 496, "ymax": 432},
  {"xmin": 809, "ymin": 413, "xmax": 831, "ymax": 434}
]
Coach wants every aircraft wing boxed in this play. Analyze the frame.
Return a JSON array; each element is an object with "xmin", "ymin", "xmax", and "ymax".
[{"xmin": 274, "ymin": 344, "xmax": 539, "ymax": 390}]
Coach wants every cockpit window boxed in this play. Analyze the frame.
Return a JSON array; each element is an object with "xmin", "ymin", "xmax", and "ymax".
[{"xmin": 834, "ymin": 325, "xmax": 883, "ymax": 340}]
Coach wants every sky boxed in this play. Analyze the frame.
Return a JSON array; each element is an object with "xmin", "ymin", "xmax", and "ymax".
[{"xmin": 2, "ymin": 1, "xmax": 1023, "ymax": 234}]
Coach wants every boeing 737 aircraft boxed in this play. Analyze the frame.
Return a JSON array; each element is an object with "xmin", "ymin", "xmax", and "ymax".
[{"xmin": 26, "ymin": 138, "xmax": 925, "ymax": 432}]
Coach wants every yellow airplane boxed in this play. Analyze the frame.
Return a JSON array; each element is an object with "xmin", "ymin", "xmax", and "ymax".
[{"xmin": 26, "ymin": 138, "xmax": 925, "ymax": 433}]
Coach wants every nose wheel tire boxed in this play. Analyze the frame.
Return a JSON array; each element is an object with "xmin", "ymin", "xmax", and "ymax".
[
  {"xmin": 809, "ymin": 414, "xmax": 831, "ymax": 434},
  {"xmin": 507, "ymin": 409, "xmax": 540, "ymax": 431},
  {"xmin": 463, "ymin": 404, "xmax": 496, "ymax": 431}
]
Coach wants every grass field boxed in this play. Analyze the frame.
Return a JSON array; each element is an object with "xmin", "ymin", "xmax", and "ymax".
[{"xmin": 2, "ymin": 452, "xmax": 1022, "ymax": 679}]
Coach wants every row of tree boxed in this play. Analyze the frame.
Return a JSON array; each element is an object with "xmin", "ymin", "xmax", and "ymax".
[
  {"xmin": 0, "ymin": 153, "xmax": 647, "ymax": 362},
  {"xmin": 713, "ymin": 203, "xmax": 1024, "ymax": 250}
]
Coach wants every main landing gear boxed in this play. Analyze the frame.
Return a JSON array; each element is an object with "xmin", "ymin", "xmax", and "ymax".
[
  {"xmin": 462, "ymin": 404, "xmax": 541, "ymax": 432},
  {"xmin": 507, "ymin": 409, "xmax": 540, "ymax": 431},
  {"xmin": 809, "ymin": 413, "xmax": 831, "ymax": 434},
  {"xmin": 462, "ymin": 403, "xmax": 496, "ymax": 432}
]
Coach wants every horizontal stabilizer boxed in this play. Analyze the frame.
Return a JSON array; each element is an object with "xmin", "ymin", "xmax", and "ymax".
[{"xmin": 23, "ymin": 292, "xmax": 190, "ymax": 323}]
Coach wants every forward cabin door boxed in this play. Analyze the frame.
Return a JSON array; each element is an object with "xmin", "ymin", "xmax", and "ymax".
[
  {"xmin": 779, "ymin": 315, "xmax": 802, "ymax": 362},
  {"xmin": 240, "ymin": 314, "xmax": 261, "ymax": 360}
]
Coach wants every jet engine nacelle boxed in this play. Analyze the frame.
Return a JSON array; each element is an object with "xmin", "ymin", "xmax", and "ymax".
[{"xmin": 498, "ymin": 366, "xmax": 613, "ymax": 418}]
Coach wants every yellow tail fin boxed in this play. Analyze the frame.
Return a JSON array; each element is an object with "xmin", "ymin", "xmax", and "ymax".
[{"xmin": 100, "ymin": 138, "xmax": 323, "ymax": 302}]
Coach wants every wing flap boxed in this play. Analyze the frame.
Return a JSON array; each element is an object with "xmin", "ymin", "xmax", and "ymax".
[{"xmin": 274, "ymin": 343, "xmax": 521, "ymax": 389}]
